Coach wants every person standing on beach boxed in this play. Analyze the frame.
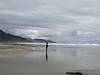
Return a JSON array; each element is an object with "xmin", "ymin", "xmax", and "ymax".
[
  {"xmin": 46, "ymin": 42, "xmax": 48, "ymax": 62},
  {"xmin": 46, "ymin": 42, "xmax": 48, "ymax": 53}
]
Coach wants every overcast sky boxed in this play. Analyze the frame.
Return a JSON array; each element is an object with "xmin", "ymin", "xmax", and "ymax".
[{"xmin": 0, "ymin": 0, "xmax": 100, "ymax": 43}]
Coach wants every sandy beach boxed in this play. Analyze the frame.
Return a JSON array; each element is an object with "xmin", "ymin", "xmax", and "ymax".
[{"xmin": 0, "ymin": 44, "xmax": 100, "ymax": 75}]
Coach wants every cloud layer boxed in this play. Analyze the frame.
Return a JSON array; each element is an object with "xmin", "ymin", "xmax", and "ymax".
[{"xmin": 0, "ymin": 0, "xmax": 100, "ymax": 43}]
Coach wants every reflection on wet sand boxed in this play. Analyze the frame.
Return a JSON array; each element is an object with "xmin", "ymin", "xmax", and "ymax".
[{"xmin": 46, "ymin": 52, "xmax": 48, "ymax": 62}]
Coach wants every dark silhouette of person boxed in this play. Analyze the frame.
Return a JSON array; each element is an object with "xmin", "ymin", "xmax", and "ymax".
[
  {"xmin": 46, "ymin": 42, "xmax": 48, "ymax": 62},
  {"xmin": 46, "ymin": 42, "xmax": 48, "ymax": 53}
]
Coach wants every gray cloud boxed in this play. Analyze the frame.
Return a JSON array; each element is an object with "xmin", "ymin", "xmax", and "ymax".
[{"xmin": 0, "ymin": 0, "xmax": 100, "ymax": 43}]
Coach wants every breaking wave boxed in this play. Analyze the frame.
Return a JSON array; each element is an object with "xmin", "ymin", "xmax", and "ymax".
[{"xmin": 16, "ymin": 43, "xmax": 100, "ymax": 46}]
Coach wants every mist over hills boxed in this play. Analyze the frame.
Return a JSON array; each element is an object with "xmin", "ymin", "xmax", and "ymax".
[{"xmin": 0, "ymin": 30, "xmax": 55, "ymax": 43}]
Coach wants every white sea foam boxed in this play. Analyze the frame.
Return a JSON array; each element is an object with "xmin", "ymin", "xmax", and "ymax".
[{"xmin": 16, "ymin": 42, "xmax": 100, "ymax": 46}]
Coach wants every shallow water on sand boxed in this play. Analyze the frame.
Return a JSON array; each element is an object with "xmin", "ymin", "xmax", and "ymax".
[{"xmin": 0, "ymin": 44, "xmax": 100, "ymax": 75}]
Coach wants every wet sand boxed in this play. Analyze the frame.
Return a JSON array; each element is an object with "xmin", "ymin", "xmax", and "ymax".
[{"xmin": 0, "ymin": 44, "xmax": 100, "ymax": 75}]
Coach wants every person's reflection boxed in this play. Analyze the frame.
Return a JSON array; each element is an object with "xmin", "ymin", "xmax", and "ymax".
[
  {"xmin": 46, "ymin": 42, "xmax": 48, "ymax": 62},
  {"xmin": 46, "ymin": 52, "xmax": 48, "ymax": 62}
]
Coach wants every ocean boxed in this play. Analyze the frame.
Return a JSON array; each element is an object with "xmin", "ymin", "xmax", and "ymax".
[{"xmin": 0, "ymin": 43, "xmax": 100, "ymax": 75}]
